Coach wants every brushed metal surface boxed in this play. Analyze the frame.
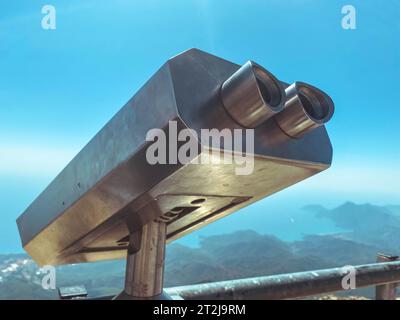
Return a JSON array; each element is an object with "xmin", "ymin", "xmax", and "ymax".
[
  {"xmin": 275, "ymin": 82, "xmax": 334, "ymax": 138},
  {"xmin": 221, "ymin": 61, "xmax": 285, "ymax": 128},
  {"xmin": 17, "ymin": 48, "xmax": 334, "ymax": 266},
  {"xmin": 124, "ymin": 220, "xmax": 166, "ymax": 297}
]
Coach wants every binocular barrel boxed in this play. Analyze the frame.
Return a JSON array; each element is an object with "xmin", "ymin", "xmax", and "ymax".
[{"xmin": 221, "ymin": 61, "xmax": 334, "ymax": 137}]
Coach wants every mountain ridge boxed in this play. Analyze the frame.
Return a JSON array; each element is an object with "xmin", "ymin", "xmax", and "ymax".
[{"xmin": 1, "ymin": 201, "xmax": 399, "ymax": 299}]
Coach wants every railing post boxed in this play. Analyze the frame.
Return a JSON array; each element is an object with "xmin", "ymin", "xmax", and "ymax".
[{"xmin": 375, "ymin": 253, "xmax": 399, "ymax": 300}]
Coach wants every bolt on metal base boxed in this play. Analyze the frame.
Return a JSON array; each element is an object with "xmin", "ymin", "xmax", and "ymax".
[{"xmin": 114, "ymin": 220, "xmax": 171, "ymax": 300}]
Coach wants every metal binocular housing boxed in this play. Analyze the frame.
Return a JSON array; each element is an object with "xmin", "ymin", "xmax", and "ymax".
[{"xmin": 17, "ymin": 48, "xmax": 334, "ymax": 299}]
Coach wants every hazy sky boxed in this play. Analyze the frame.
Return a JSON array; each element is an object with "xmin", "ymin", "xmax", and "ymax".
[{"xmin": 1, "ymin": 0, "xmax": 399, "ymax": 253}]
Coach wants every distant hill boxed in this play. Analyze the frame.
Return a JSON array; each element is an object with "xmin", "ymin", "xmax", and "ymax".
[
  {"xmin": 306, "ymin": 202, "xmax": 400, "ymax": 254},
  {"xmin": 385, "ymin": 205, "xmax": 400, "ymax": 217},
  {"xmin": 1, "ymin": 202, "xmax": 399, "ymax": 299}
]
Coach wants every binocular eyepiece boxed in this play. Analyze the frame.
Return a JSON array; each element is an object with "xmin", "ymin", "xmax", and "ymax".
[{"xmin": 221, "ymin": 61, "xmax": 334, "ymax": 137}]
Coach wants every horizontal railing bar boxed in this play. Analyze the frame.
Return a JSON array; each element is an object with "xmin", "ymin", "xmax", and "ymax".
[{"xmin": 165, "ymin": 261, "xmax": 400, "ymax": 300}]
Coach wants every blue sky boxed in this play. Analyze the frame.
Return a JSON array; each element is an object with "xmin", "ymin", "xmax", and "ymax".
[{"xmin": 0, "ymin": 0, "xmax": 399, "ymax": 253}]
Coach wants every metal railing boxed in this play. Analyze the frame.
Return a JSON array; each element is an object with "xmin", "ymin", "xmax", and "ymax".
[
  {"xmin": 67, "ymin": 253, "xmax": 400, "ymax": 300},
  {"xmin": 165, "ymin": 254, "xmax": 400, "ymax": 300}
]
